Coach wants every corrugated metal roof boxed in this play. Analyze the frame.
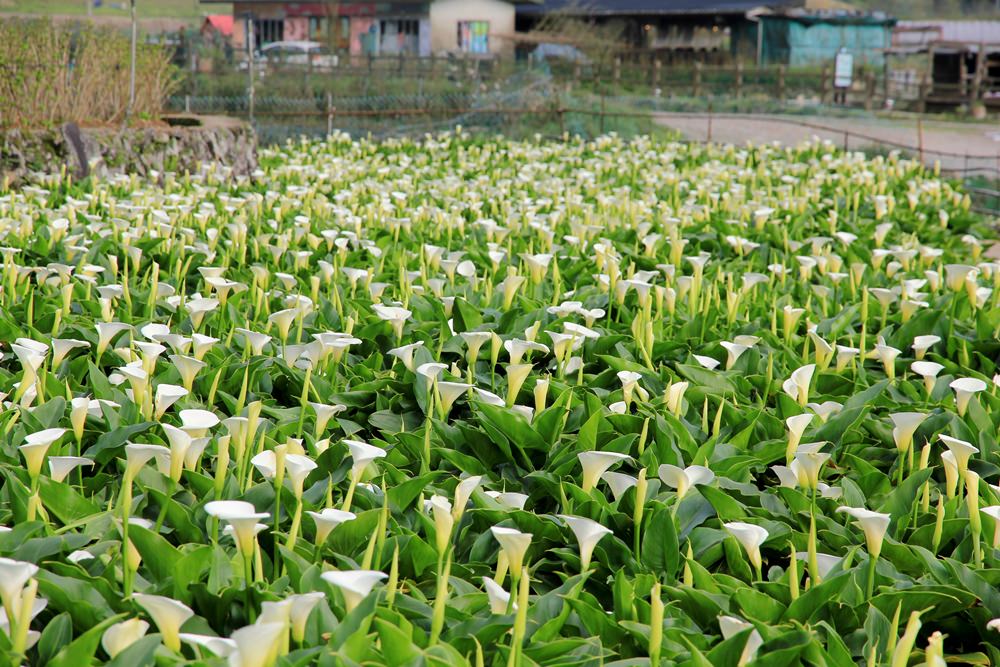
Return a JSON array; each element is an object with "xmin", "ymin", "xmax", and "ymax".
[
  {"xmin": 894, "ymin": 20, "xmax": 1000, "ymax": 47},
  {"xmin": 514, "ymin": 0, "xmax": 803, "ymax": 17}
]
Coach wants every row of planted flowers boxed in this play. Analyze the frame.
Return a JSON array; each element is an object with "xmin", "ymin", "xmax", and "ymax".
[{"xmin": 0, "ymin": 131, "xmax": 998, "ymax": 665}]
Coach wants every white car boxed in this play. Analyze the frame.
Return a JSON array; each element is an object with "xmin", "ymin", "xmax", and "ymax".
[{"xmin": 260, "ymin": 41, "xmax": 338, "ymax": 69}]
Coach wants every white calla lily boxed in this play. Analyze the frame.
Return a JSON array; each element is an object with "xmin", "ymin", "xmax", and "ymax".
[
  {"xmin": 724, "ymin": 522, "xmax": 769, "ymax": 576},
  {"xmin": 658, "ymin": 464, "xmax": 714, "ymax": 500},
  {"xmin": 133, "ymin": 593, "xmax": 194, "ymax": 653},
  {"xmin": 578, "ymin": 451, "xmax": 631, "ymax": 493},
  {"xmin": 836, "ymin": 506, "xmax": 890, "ymax": 559},
  {"xmin": 949, "ymin": 377, "xmax": 987, "ymax": 416},
  {"xmin": 557, "ymin": 515, "xmax": 613, "ymax": 572},
  {"xmin": 782, "ymin": 364, "xmax": 815, "ymax": 406},
  {"xmin": 102, "ymin": 618, "xmax": 149, "ymax": 659},
  {"xmin": 321, "ymin": 570, "xmax": 388, "ymax": 613}
]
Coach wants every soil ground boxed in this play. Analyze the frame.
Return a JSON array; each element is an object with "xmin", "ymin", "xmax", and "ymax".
[{"xmin": 653, "ymin": 112, "xmax": 1000, "ymax": 174}]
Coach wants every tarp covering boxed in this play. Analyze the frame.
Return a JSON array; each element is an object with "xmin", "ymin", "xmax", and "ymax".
[{"xmin": 761, "ymin": 15, "xmax": 891, "ymax": 66}]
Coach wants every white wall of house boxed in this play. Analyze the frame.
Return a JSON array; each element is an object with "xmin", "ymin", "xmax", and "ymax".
[{"xmin": 429, "ymin": 0, "xmax": 514, "ymax": 55}]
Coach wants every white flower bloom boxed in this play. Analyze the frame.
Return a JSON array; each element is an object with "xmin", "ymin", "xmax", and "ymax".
[
  {"xmin": 578, "ymin": 451, "xmax": 631, "ymax": 493},
  {"xmin": 490, "ymin": 526, "xmax": 532, "ymax": 580},
  {"xmin": 179, "ymin": 633, "xmax": 237, "ymax": 657},
  {"xmin": 718, "ymin": 615, "xmax": 763, "ymax": 667},
  {"xmin": 482, "ymin": 577, "xmax": 514, "ymax": 614},
  {"xmin": 133, "ymin": 593, "xmax": 194, "ymax": 653},
  {"xmin": 949, "ymin": 377, "xmax": 987, "ymax": 416},
  {"xmin": 723, "ymin": 522, "xmax": 769, "ymax": 573},
  {"xmin": 557, "ymin": 515, "xmax": 612, "ymax": 572},
  {"xmin": 889, "ymin": 412, "xmax": 926, "ymax": 455},
  {"xmin": 102, "ymin": 618, "xmax": 149, "ymax": 659},
  {"xmin": 836, "ymin": 506, "xmax": 890, "ymax": 559},
  {"xmin": 47, "ymin": 456, "xmax": 93, "ymax": 483},
  {"xmin": 204, "ymin": 501, "xmax": 270, "ymax": 555},
  {"xmin": 321, "ymin": 570, "xmax": 388, "ymax": 613},
  {"xmin": 227, "ymin": 622, "xmax": 285, "ymax": 667},
  {"xmin": 658, "ymin": 464, "xmax": 714, "ymax": 500},
  {"xmin": 782, "ymin": 364, "xmax": 815, "ymax": 406}
]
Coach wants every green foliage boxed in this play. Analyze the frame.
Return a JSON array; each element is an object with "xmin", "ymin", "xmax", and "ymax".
[{"xmin": 0, "ymin": 131, "xmax": 995, "ymax": 666}]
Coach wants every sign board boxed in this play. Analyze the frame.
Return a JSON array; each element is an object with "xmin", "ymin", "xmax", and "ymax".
[{"xmin": 834, "ymin": 51, "xmax": 853, "ymax": 89}]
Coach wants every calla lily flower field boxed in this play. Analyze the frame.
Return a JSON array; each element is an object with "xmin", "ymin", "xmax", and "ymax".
[{"xmin": 1, "ymin": 130, "xmax": 1000, "ymax": 666}]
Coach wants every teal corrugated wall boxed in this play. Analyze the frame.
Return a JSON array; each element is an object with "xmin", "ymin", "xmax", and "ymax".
[{"xmin": 761, "ymin": 18, "xmax": 890, "ymax": 67}]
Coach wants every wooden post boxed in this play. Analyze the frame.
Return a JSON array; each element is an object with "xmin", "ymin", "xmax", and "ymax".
[
  {"xmin": 326, "ymin": 92, "xmax": 334, "ymax": 136},
  {"xmin": 882, "ymin": 55, "xmax": 890, "ymax": 107},
  {"xmin": 735, "ymin": 61, "xmax": 744, "ymax": 98},
  {"xmin": 917, "ymin": 72, "xmax": 929, "ymax": 114},
  {"xmin": 654, "ymin": 58, "xmax": 661, "ymax": 90},
  {"xmin": 614, "ymin": 56, "xmax": 621, "ymax": 85},
  {"xmin": 557, "ymin": 89, "xmax": 565, "ymax": 137},
  {"xmin": 864, "ymin": 72, "xmax": 876, "ymax": 111},
  {"xmin": 971, "ymin": 44, "xmax": 984, "ymax": 105},
  {"xmin": 777, "ymin": 64, "xmax": 785, "ymax": 100},
  {"xmin": 707, "ymin": 103, "xmax": 713, "ymax": 142},
  {"xmin": 693, "ymin": 61, "xmax": 702, "ymax": 98},
  {"xmin": 600, "ymin": 89, "xmax": 606, "ymax": 134},
  {"xmin": 917, "ymin": 117, "xmax": 924, "ymax": 163},
  {"xmin": 820, "ymin": 64, "xmax": 829, "ymax": 104},
  {"xmin": 184, "ymin": 94, "xmax": 191, "ymax": 113}
]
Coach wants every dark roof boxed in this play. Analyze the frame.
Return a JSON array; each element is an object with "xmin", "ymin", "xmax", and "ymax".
[
  {"xmin": 515, "ymin": 0, "xmax": 803, "ymax": 17},
  {"xmin": 771, "ymin": 9, "xmax": 895, "ymax": 26}
]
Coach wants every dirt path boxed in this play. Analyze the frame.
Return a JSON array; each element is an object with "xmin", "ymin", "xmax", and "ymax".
[{"xmin": 654, "ymin": 112, "xmax": 1000, "ymax": 174}]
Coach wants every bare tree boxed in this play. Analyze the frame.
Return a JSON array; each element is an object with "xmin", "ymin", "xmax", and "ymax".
[{"xmin": 529, "ymin": 1, "xmax": 628, "ymax": 62}]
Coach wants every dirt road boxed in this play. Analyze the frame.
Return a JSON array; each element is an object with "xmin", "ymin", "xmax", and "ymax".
[{"xmin": 654, "ymin": 112, "xmax": 1000, "ymax": 174}]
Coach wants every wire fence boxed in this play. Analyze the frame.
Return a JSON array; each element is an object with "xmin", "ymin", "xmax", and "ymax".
[
  {"xmin": 178, "ymin": 54, "xmax": 995, "ymax": 113},
  {"xmin": 163, "ymin": 90, "xmax": 1000, "ymax": 215}
]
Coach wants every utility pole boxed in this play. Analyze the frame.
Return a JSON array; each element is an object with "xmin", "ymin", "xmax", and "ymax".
[
  {"xmin": 246, "ymin": 13, "xmax": 256, "ymax": 124},
  {"xmin": 126, "ymin": 0, "xmax": 137, "ymax": 121}
]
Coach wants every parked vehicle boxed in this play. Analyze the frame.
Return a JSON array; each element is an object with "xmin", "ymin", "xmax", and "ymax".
[{"xmin": 261, "ymin": 41, "xmax": 339, "ymax": 69}]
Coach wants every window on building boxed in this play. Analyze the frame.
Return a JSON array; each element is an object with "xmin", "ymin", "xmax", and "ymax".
[
  {"xmin": 253, "ymin": 19, "xmax": 284, "ymax": 47},
  {"xmin": 458, "ymin": 21, "xmax": 489, "ymax": 54},
  {"xmin": 379, "ymin": 19, "xmax": 419, "ymax": 38},
  {"xmin": 309, "ymin": 16, "xmax": 329, "ymax": 41},
  {"xmin": 378, "ymin": 19, "xmax": 420, "ymax": 55}
]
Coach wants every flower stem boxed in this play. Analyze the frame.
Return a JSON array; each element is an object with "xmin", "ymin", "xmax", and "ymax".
[
  {"xmin": 429, "ymin": 551, "xmax": 452, "ymax": 645},
  {"xmin": 866, "ymin": 555, "xmax": 877, "ymax": 600}
]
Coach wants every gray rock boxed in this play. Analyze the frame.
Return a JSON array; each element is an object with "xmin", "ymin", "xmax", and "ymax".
[{"xmin": 0, "ymin": 116, "xmax": 257, "ymax": 186}]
